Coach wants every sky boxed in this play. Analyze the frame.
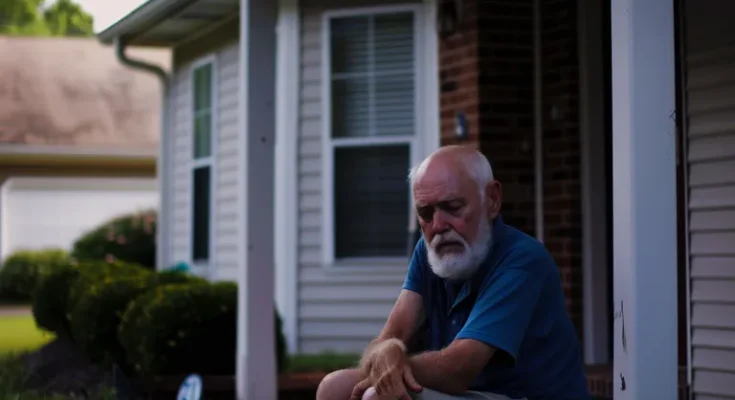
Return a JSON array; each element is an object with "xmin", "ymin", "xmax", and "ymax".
[{"xmin": 75, "ymin": 0, "xmax": 148, "ymax": 33}]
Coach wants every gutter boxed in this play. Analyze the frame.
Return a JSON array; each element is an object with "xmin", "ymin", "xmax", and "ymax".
[
  {"xmin": 97, "ymin": 0, "xmax": 194, "ymax": 44},
  {"xmin": 114, "ymin": 37, "xmax": 171, "ymax": 271}
]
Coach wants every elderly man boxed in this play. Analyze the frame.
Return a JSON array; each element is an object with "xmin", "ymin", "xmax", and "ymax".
[{"xmin": 317, "ymin": 145, "xmax": 590, "ymax": 400}]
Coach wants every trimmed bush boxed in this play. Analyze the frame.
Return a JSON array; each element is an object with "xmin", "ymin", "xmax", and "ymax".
[
  {"xmin": 32, "ymin": 260, "xmax": 150, "ymax": 339},
  {"xmin": 119, "ymin": 282, "xmax": 288, "ymax": 376},
  {"xmin": 71, "ymin": 209, "xmax": 157, "ymax": 270},
  {"xmin": 69, "ymin": 275, "xmax": 151, "ymax": 365},
  {"xmin": 0, "ymin": 249, "xmax": 69, "ymax": 303},
  {"xmin": 66, "ymin": 266, "xmax": 207, "ymax": 366},
  {"xmin": 31, "ymin": 260, "xmax": 80, "ymax": 336}
]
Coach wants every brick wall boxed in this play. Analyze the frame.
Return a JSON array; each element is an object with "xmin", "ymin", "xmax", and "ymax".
[
  {"xmin": 438, "ymin": 0, "xmax": 536, "ymax": 237},
  {"xmin": 437, "ymin": 0, "xmax": 584, "ymax": 336},
  {"xmin": 540, "ymin": 0, "xmax": 583, "ymax": 336}
]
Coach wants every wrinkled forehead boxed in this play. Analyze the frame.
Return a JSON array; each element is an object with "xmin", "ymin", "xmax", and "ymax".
[{"xmin": 412, "ymin": 159, "xmax": 476, "ymax": 205}]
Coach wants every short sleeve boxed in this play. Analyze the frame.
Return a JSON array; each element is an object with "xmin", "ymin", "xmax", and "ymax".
[
  {"xmin": 455, "ymin": 265, "xmax": 545, "ymax": 363},
  {"xmin": 402, "ymin": 238, "xmax": 427, "ymax": 296}
]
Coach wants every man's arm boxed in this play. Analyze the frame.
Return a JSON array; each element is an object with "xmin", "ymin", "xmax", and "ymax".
[
  {"xmin": 409, "ymin": 264, "xmax": 547, "ymax": 394},
  {"xmin": 408, "ymin": 339, "xmax": 495, "ymax": 394},
  {"xmin": 359, "ymin": 239, "xmax": 428, "ymax": 368},
  {"xmin": 359, "ymin": 289, "xmax": 425, "ymax": 368}
]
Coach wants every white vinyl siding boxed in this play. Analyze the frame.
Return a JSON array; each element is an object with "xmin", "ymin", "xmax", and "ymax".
[
  {"xmin": 685, "ymin": 3, "xmax": 735, "ymax": 394},
  {"xmin": 168, "ymin": 43, "xmax": 240, "ymax": 281}
]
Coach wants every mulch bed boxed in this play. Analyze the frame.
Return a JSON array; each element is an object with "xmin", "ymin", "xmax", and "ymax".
[{"xmin": 18, "ymin": 337, "xmax": 108, "ymax": 397}]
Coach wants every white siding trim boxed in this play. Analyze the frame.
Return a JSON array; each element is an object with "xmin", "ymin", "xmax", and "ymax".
[
  {"xmin": 275, "ymin": 0, "xmax": 300, "ymax": 354},
  {"xmin": 320, "ymin": 3, "xmax": 428, "ymax": 267},
  {"xmin": 189, "ymin": 54, "xmax": 219, "ymax": 272},
  {"xmin": 610, "ymin": 0, "xmax": 678, "ymax": 397},
  {"xmin": 421, "ymin": 0, "xmax": 440, "ymax": 158}
]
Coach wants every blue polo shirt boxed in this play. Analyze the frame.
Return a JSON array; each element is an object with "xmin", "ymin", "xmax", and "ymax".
[{"xmin": 403, "ymin": 216, "xmax": 589, "ymax": 400}]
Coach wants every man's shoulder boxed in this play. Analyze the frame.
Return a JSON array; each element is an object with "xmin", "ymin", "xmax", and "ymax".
[{"xmin": 493, "ymin": 225, "xmax": 556, "ymax": 276}]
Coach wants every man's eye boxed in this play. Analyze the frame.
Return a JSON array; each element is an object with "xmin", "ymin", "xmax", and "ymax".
[
  {"xmin": 417, "ymin": 208, "xmax": 433, "ymax": 221},
  {"xmin": 438, "ymin": 203, "xmax": 462, "ymax": 215}
]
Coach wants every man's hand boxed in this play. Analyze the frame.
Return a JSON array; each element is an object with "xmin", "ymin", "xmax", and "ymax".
[{"xmin": 350, "ymin": 341, "xmax": 422, "ymax": 400}]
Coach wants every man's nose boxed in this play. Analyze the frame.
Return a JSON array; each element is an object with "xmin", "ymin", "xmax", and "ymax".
[{"xmin": 430, "ymin": 209, "xmax": 451, "ymax": 234}]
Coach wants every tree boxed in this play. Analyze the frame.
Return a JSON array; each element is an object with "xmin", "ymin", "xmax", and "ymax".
[{"xmin": 0, "ymin": 0, "xmax": 94, "ymax": 37}]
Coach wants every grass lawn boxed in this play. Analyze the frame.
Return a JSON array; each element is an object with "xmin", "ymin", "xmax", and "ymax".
[{"xmin": 0, "ymin": 315, "xmax": 54, "ymax": 355}]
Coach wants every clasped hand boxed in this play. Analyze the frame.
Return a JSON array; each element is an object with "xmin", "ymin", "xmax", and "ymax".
[{"xmin": 350, "ymin": 342, "xmax": 423, "ymax": 400}]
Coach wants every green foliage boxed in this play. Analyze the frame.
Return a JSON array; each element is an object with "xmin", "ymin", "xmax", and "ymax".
[
  {"xmin": 287, "ymin": 353, "xmax": 360, "ymax": 373},
  {"xmin": 71, "ymin": 209, "xmax": 157, "ymax": 270},
  {"xmin": 0, "ymin": 0, "xmax": 94, "ymax": 37},
  {"xmin": 119, "ymin": 282, "xmax": 288, "ymax": 376},
  {"xmin": 0, "ymin": 248, "xmax": 69, "ymax": 303},
  {"xmin": 69, "ymin": 275, "xmax": 151, "ymax": 365},
  {"xmin": 42, "ymin": 0, "xmax": 92, "ymax": 36},
  {"xmin": 32, "ymin": 260, "xmax": 149, "ymax": 338}
]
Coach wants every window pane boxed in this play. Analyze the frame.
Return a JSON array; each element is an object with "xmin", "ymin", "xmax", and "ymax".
[
  {"xmin": 330, "ymin": 16, "xmax": 369, "ymax": 75},
  {"xmin": 193, "ymin": 64, "xmax": 212, "ymax": 111},
  {"xmin": 334, "ymin": 145, "xmax": 410, "ymax": 258},
  {"xmin": 374, "ymin": 72, "xmax": 414, "ymax": 136},
  {"xmin": 193, "ymin": 113, "xmax": 212, "ymax": 158},
  {"xmin": 332, "ymin": 77, "xmax": 370, "ymax": 138},
  {"xmin": 374, "ymin": 12, "xmax": 414, "ymax": 73},
  {"xmin": 192, "ymin": 166, "xmax": 211, "ymax": 262}
]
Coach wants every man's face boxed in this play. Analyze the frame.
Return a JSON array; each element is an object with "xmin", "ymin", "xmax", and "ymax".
[{"xmin": 413, "ymin": 162, "xmax": 499, "ymax": 280}]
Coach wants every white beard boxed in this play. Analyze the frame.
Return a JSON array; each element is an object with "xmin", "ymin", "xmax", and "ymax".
[{"xmin": 426, "ymin": 217, "xmax": 493, "ymax": 281}]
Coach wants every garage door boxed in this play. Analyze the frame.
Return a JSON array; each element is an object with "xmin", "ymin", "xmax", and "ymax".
[{"xmin": 0, "ymin": 177, "xmax": 158, "ymax": 259}]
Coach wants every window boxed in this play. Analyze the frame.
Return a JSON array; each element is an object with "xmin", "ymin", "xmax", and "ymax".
[
  {"xmin": 191, "ymin": 61, "xmax": 215, "ymax": 264},
  {"xmin": 325, "ymin": 8, "xmax": 419, "ymax": 261}
]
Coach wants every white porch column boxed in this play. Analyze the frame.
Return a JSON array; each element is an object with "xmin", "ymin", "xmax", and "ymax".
[
  {"xmin": 236, "ymin": 0, "xmax": 278, "ymax": 398},
  {"xmin": 611, "ymin": 0, "xmax": 678, "ymax": 399}
]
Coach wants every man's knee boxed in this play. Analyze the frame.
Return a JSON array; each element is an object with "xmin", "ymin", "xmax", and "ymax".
[{"xmin": 316, "ymin": 368, "xmax": 362, "ymax": 400}]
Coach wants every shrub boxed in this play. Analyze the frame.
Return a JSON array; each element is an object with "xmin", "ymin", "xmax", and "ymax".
[
  {"xmin": 69, "ymin": 275, "xmax": 151, "ymax": 365},
  {"xmin": 119, "ymin": 282, "xmax": 288, "ymax": 376},
  {"xmin": 0, "ymin": 249, "xmax": 69, "ymax": 303},
  {"xmin": 31, "ymin": 260, "xmax": 79, "ymax": 336},
  {"xmin": 32, "ymin": 260, "xmax": 150, "ymax": 339},
  {"xmin": 148, "ymin": 270, "xmax": 208, "ymax": 287},
  {"xmin": 66, "ymin": 267, "xmax": 206, "ymax": 366},
  {"xmin": 71, "ymin": 209, "xmax": 157, "ymax": 270}
]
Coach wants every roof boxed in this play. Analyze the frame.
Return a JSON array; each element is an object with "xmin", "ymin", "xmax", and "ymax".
[
  {"xmin": 96, "ymin": 0, "xmax": 238, "ymax": 47},
  {"xmin": 0, "ymin": 36, "xmax": 170, "ymax": 154}
]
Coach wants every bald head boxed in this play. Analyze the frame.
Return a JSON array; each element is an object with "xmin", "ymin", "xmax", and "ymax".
[
  {"xmin": 409, "ymin": 145, "xmax": 494, "ymax": 196},
  {"xmin": 410, "ymin": 145, "xmax": 502, "ymax": 280}
]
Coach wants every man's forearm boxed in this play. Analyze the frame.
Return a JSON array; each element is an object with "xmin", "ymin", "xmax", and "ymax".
[
  {"xmin": 359, "ymin": 337, "xmax": 407, "ymax": 370},
  {"xmin": 408, "ymin": 351, "xmax": 469, "ymax": 395}
]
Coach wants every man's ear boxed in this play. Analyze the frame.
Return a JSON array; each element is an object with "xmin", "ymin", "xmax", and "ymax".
[{"xmin": 485, "ymin": 180, "xmax": 502, "ymax": 218}]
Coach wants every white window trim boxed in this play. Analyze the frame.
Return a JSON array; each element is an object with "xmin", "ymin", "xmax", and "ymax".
[
  {"xmin": 320, "ymin": 3, "xmax": 438, "ymax": 267},
  {"xmin": 189, "ymin": 54, "xmax": 218, "ymax": 270}
]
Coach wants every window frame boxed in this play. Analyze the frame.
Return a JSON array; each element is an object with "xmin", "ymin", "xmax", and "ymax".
[
  {"xmin": 189, "ymin": 55, "xmax": 218, "ymax": 269},
  {"xmin": 320, "ymin": 4, "xmax": 426, "ymax": 267}
]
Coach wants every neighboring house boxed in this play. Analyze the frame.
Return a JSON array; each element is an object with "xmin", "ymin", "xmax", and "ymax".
[
  {"xmin": 97, "ymin": 0, "xmax": 734, "ymax": 398},
  {"xmin": 0, "ymin": 37, "xmax": 170, "ymax": 260}
]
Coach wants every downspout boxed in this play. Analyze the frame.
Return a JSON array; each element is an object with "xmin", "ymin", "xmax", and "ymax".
[
  {"xmin": 533, "ymin": 0, "xmax": 544, "ymax": 242},
  {"xmin": 114, "ymin": 37, "xmax": 171, "ymax": 270}
]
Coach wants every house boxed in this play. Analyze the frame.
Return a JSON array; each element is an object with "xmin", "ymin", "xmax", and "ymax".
[
  {"xmin": 0, "ymin": 37, "xmax": 171, "ymax": 260},
  {"xmin": 96, "ymin": 0, "xmax": 734, "ymax": 398}
]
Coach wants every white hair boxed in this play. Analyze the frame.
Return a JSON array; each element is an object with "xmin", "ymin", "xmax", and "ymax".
[{"xmin": 408, "ymin": 149, "xmax": 494, "ymax": 199}]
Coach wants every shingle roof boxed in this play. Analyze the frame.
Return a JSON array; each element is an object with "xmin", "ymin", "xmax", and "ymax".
[{"xmin": 0, "ymin": 36, "xmax": 170, "ymax": 151}]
